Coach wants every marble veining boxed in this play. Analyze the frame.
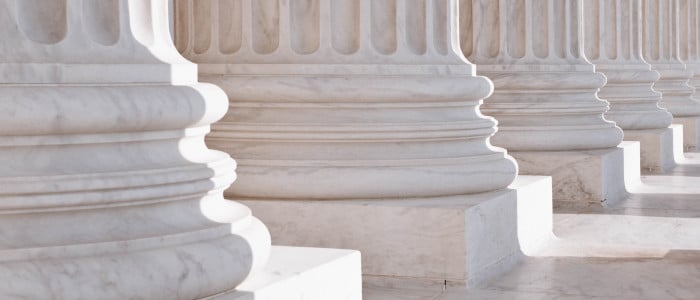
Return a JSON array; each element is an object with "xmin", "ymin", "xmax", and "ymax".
[
  {"xmin": 365, "ymin": 150, "xmax": 700, "ymax": 300},
  {"xmin": 642, "ymin": 0, "xmax": 700, "ymax": 116},
  {"xmin": 584, "ymin": 0, "xmax": 673, "ymax": 130},
  {"xmin": 0, "ymin": 0, "xmax": 272, "ymax": 298},
  {"xmin": 176, "ymin": 0, "xmax": 519, "ymax": 199},
  {"xmin": 461, "ymin": 0, "xmax": 623, "ymax": 151}
]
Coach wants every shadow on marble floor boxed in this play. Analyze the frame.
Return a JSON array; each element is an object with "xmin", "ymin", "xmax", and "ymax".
[
  {"xmin": 366, "ymin": 250, "xmax": 700, "ymax": 300},
  {"xmin": 365, "ymin": 152, "xmax": 700, "ymax": 300}
]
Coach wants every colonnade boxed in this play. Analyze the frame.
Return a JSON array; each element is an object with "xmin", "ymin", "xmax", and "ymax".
[
  {"xmin": 175, "ymin": 0, "xmax": 700, "ymax": 287},
  {"xmin": 3, "ymin": 0, "xmax": 700, "ymax": 298},
  {"xmin": 0, "ymin": 0, "xmax": 359, "ymax": 299}
]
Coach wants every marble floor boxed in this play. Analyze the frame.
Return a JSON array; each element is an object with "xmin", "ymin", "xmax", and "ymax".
[{"xmin": 364, "ymin": 153, "xmax": 700, "ymax": 300}]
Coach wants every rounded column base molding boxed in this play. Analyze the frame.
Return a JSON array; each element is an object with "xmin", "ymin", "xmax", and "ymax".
[
  {"xmin": 595, "ymin": 65, "xmax": 673, "ymax": 130},
  {"xmin": 202, "ymin": 72, "xmax": 518, "ymax": 199},
  {"xmin": 478, "ymin": 69, "xmax": 623, "ymax": 151}
]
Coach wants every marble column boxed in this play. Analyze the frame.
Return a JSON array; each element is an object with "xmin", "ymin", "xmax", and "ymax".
[
  {"xmin": 176, "ymin": 0, "xmax": 552, "ymax": 288},
  {"xmin": 643, "ymin": 0, "xmax": 700, "ymax": 150},
  {"xmin": 176, "ymin": 0, "xmax": 517, "ymax": 200},
  {"xmin": 461, "ymin": 0, "xmax": 630, "ymax": 206},
  {"xmin": 583, "ymin": 0, "xmax": 677, "ymax": 173},
  {"xmin": 0, "ymin": 0, "xmax": 271, "ymax": 298},
  {"xmin": 679, "ymin": 0, "xmax": 700, "ymax": 150}
]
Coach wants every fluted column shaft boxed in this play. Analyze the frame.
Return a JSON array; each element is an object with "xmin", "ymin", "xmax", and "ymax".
[
  {"xmin": 461, "ymin": 0, "xmax": 623, "ymax": 151},
  {"xmin": 680, "ymin": 0, "xmax": 700, "ymax": 98},
  {"xmin": 176, "ymin": 0, "xmax": 518, "ymax": 199},
  {"xmin": 0, "ymin": 0, "xmax": 269, "ymax": 298},
  {"xmin": 643, "ymin": 0, "xmax": 700, "ymax": 116},
  {"xmin": 583, "ymin": 0, "xmax": 672, "ymax": 130}
]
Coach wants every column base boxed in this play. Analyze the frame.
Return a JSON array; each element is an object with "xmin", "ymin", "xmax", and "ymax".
[
  {"xmin": 240, "ymin": 176, "xmax": 553, "ymax": 289},
  {"xmin": 207, "ymin": 246, "xmax": 362, "ymax": 300},
  {"xmin": 674, "ymin": 117, "xmax": 700, "ymax": 151},
  {"xmin": 511, "ymin": 142, "xmax": 641, "ymax": 208},
  {"xmin": 623, "ymin": 125, "xmax": 683, "ymax": 174}
]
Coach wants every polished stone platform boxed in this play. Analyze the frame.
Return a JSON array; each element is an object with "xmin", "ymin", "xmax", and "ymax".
[
  {"xmin": 241, "ymin": 176, "xmax": 553, "ymax": 288},
  {"xmin": 512, "ymin": 142, "xmax": 642, "ymax": 208},
  {"xmin": 675, "ymin": 117, "xmax": 700, "ymax": 151},
  {"xmin": 624, "ymin": 124, "xmax": 684, "ymax": 173},
  {"xmin": 209, "ymin": 246, "xmax": 361, "ymax": 300},
  {"xmin": 365, "ymin": 150, "xmax": 700, "ymax": 299}
]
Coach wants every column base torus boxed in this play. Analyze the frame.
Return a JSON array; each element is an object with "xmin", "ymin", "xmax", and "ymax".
[
  {"xmin": 511, "ymin": 143, "xmax": 641, "ymax": 208},
  {"xmin": 674, "ymin": 117, "xmax": 700, "ymax": 152},
  {"xmin": 624, "ymin": 125, "xmax": 684, "ymax": 174},
  {"xmin": 206, "ymin": 246, "xmax": 361, "ymax": 300},
  {"xmin": 240, "ymin": 176, "xmax": 553, "ymax": 289}
]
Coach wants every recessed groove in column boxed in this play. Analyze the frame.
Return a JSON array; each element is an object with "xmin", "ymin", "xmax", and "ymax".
[
  {"xmin": 192, "ymin": 0, "xmax": 212, "ymax": 54},
  {"xmin": 330, "ymin": 0, "xmax": 360, "ymax": 54},
  {"xmin": 660, "ymin": 0, "xmax": 669, "ymax": 60},
  {"xmin": 432, "ymin": 0, "xmax": 448, "ymax": 55},
  {"xmin": 692, "ymin": 0, "xmax": 698, "ymax": 60},
  {"xmin": 459, "ymin": 0, "xmax": 473, "ymax": 57},
  {"xmin": 371, "ymin": 0, "xmax": 397, "ymax": 54},
  {"xmin": 82, "ymin": 0, "xmax": 120, "ymax": 46},
  {"xmin": 553, "ymin": 0, "xmax": 567, "ymax": 58},
  {"xmin": 219, "ymin": 0, "xmax": 242, "ymax": 54},
  {"xmin": 16, "ymin": 0, "xmax": 67, "ymax": 44},
  {"xmin": 692, "ymin": 0, "xmax": 700, "ymax": 60},
  {"xmin": 506, "ymin": 0, "xmax": 525, "ymax": 58},
  {"xmin": 584, "ymin": 0, "xmax": 600, "ymax": 60},
  {"xmin": 252, "ymin": 0, "xmax": 280, "ymax": 54},
  {"xmin": 568, "ymin": 0, "xmax": 580, "ymax": 58},
  {"xmin": 604, "ymin": 0, "xmax": 618, "ymax": 59},
  {"xmin": 670, "ymin": 0, "xmax": 679, "ymax": 60},
  {"xmin": 680, "ymin": 0, "xmax": 689, "ymax": 60},
  {"xmin": 290, "ymin": 0, "xmax": 320, "ymax": 54},
  {"xmin": 532, "ymin": 0, "xmax": 549, "ymax": 58},
  {"xmin": 174, "ymin": 0, "xmax": 190, "ymax": 52},
  {"xmin": 475, "ymin": 0, "xmax": 500, "ymax": 58},
  {"xmin": 405, "ymin": 0, "xmax": 427, "ymax": 55},
  {"xmin": 621, "ymin": 0, "xmax": 631, "ymax": 60},
  {"xmin": 643, "ymin": 0, "xmax": 659, "ymax": 60}
]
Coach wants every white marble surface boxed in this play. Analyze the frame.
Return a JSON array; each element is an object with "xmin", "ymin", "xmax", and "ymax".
[
  {"xmin": 674, "ymin": 116, "xmax": 700, "ymax": 151},
  {"xmin": 0, "ymin": 1, "xmax": 273, "ymax": 298},
  {"xmin": 176, "ymin": 0, "xmax": 519, "ymax": 199},
  {"xmin": 642, "ymin": 0, "xmax": 700, "ymax": 117},
  {"xmin": 624, "ymin": 126, "xmax": 681, "ymax": 173},
  {"xmin": 211, "ymin": 246, "xmax": 362, "ymax": 300},
  {"xmin": 242, "ymin": 176, "xmax": 553, "ymax": 288},
  {"xmin": 366, "ymin": 150, "xmax": 700, "ymax": 300},
  {"xmin": 583, "ymin": 0, "xmax": 673, "ymax": 131},
  {"xmin": 510, "ymin": 142, "xmax": 641, "ymax": 207},
  {"xmin": 462, "ymin": 0, "xmax": 623, "ymax": 151}
]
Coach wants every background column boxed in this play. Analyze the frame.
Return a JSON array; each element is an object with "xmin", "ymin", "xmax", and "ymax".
[
  {"xmin": 176, "ymin": 0, "xmax": 517, "ymax": 203},
  {"xmin": 461, "ymin": 0, "xmax": 628, "ymax": 206},
  {"xmin": 584, "ymin": 0, "xmax": 676, "ymax": 173},
  {"xmin": 0, "ymin": 0, "xmax": 271, "ymax": 298},
  {"xmin": 679, "ymin": 0, "xmax": 700, "ymax": 151},
  {"xmin": 176, "ymin": 0, "xmax": 552, "ymax": 288},
  {"xmin": 643, "ymin": 0, "xmax": 700, "ymax": 150}
]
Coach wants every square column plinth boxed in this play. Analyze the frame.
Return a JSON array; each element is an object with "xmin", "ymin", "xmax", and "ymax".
[
  {"xmin": 624, "ymin": 125, "xmax": 684, "ymax": 174},
  {"xmin": 674, "ymin": 117, "xmax": 700, "ymax": 152},
  {"xmin": 511, "ymin": 142, "xmax": 642, "ymax": 208},
  {"xmin": 240, "ymin": 176, "xmax": 553, "ymax": 289},
  {"xmin": 209, "ymin": 246, "xmax": 362, "ymax": 300}
]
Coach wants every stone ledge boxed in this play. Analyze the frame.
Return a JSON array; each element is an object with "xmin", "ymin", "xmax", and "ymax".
[
  {"xmin": 511, "ymin": 142, "xmax": 641, "ymax": 208},
  {"xmin": 674, "ymin": 117, "xmax": 700, "ymax": 152},
  {"xmin": 208, "ymin": 246, "xmax": 362, "ymax": 300},
  {"xmin": 240, "ymin": 176, "xmax": 553, "ymax": 288},
  {"xmin": 624, "ymin": 125, "xmax": 683, "ymax": 174}
]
